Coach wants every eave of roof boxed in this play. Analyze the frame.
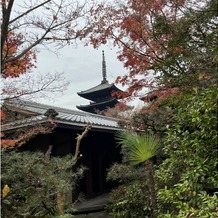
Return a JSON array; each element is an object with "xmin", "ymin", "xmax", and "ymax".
[
  {"xmin": 2, "ymin": 115, "xmax": 47, "ymax": 131},
  {"xmin": 2, "ymin": 115, "xmax": 120, "ymax": 132},
  {"xmin": 2, "ymin": 100, "xmax": 121, "ymax": 132},
  {"xmin": 77, "ymin": 97, "xmax": 117, "ymax": 109},
  {"xmin": 77, "ymin": 82, "xmax": 121, "ymax": 98}
]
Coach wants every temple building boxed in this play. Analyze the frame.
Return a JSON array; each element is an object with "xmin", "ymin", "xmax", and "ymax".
[
  {"xmin": 76, "ymin": 51, "xmax": 122, "ymax": 114},
  {"xmin": 2, "ymin": 99, "xmax": 121, "ymax": 200}
]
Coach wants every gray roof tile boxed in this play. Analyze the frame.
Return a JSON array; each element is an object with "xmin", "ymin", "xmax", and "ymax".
[
  {"xmin": 3, "ymin": 100, "xmax": 120, "ymax": 131},
  {"xmin": 77, "ymin": 82, "xmax": 114, "ymax": 95}
]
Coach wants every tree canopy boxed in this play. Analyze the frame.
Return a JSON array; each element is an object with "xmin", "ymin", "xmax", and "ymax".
[
  {"xmin": 1, "ymin": 0, "xmax": 95, "ymax": 77},
  {"xmin": 1, "ymin": 0, "xmax": 96, "ymax": 102},
  {"xmin": 99, "ymin": 1, "xmax": 218, "ymax": 217},
  {"xmin": 87, "ymin": 0, "xmax": 217, "ymax": 97}
]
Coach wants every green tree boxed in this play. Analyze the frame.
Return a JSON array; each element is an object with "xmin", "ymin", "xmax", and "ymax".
[
  {"xmin": 1, "ymin": 124, "xmax": 91, "ymax": 217},
  {"xmin": 1, "ymin": 150, "xmax": 85, "ymax": 218},
  {"xmin": 116, "ymin": 131, "xmax": 161, "ymax": 218},
  {"xmin": 156, "ymin": 87, "xmax": 218, "ymax": 217}
]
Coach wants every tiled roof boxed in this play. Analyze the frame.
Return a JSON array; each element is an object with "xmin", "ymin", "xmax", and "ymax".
[
  {"xmin": 76, "ymin": 97, "xmax": 118, "ymax": 111},
  {"xmin": 77, "ymin": 82, "xmax": 120, "ymax": 96},
  {"xmin": 2, "ymin": 115, "xmax": 46, "ymax": 131},
  {"xmin": 3, "ymin": 100, "xmax": 120, "ymax": 132}
]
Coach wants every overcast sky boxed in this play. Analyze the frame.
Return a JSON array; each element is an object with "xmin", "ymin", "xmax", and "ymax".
[
  {"xmin": 2, "ymin": 0, "xmax": 144, "ymax": 111},
  {"xmin": 34, "ymin": 43, "xmax": 144, "ymax": 110}
]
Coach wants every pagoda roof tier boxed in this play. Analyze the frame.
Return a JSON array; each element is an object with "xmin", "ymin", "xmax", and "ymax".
[
  {"xmin": 77, "ymin": 82, "xmax": 121, "ymax": 101},
  {"xmin": 76, "ymin": 97, "xmax": 118, "ymax": 113}
]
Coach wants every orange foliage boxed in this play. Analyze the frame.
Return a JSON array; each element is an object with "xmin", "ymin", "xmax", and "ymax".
[
  {"xmin": 103, "ymin": 103, "xmax": 134, "ymax": 118},
  {"xmin": 1, "ymin": 139, "xmax": 17, "ymax": 148},
  {"xmin": 1, "ymin": 125, "xmax": 54, "ymax": 149},
  {"xmin": 141, "ymin": 87, "xmax": 181, "ymax": 111},
  {"xmin": 0, "ymin": 109, "xmax": 6, "ymax": 122},
  {"xmin": 2, "ymin": 32, "xmax": 37, "ymax": 78},
  {"xmin": 87, "ymin": 0, "xmax": 202, "ymax": 100}
]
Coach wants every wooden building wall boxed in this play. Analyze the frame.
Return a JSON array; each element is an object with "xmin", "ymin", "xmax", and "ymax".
[{"xmin": 24, "ymin": 127, "xmax": 121, "ymax": 200}]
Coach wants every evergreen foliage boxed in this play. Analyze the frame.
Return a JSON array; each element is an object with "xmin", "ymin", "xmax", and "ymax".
[
  {"xmin": 1, "ymin": 150, "xmax": 85, "ymax": 218},
  {"xmin": 106, "ymin": 154, "xmax": 150, "ymax": 218},
  {"xmin": 108, "ymin": 132, "xmax": 160, "ymax": 218},
  {"xmin": 116, "ymin": 131, "xmax": 160, "ymax": 165},
  {"xmin": 107, "ymin": 87, "xmax": 218, "ymax": 217},
  {"xmin": 157, "ymin": 87, "xmax": 218, "ymax": 217},
  {"xmin": 107, "ymin": 180, "xmax": 150, "ymax": 218}
]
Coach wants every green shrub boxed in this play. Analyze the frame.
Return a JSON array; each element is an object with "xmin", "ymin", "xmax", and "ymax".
[
  {"xmin": 156, "ymin": 87, "xmax": 218, "ymax": 217},
  {"xmin": 55, "ymin": 214, "xmax": 74, "ymax": 218},
  {"xmin": 106, "ymin": 180, "xmax": 151, "ymax": 218}
]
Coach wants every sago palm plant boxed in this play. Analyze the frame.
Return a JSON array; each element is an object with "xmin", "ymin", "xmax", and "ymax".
[{"xmin": 116, "ymin": 130, "xmax": 160, "ymax": 218}]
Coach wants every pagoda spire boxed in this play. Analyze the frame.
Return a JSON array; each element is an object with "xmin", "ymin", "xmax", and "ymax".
[{"xmin": 101, "ymin": 50, "xmax": 108, "ymax": 84}]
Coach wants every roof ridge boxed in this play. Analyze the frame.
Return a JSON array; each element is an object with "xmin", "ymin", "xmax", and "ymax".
[
  {"xmin": 77, "ymin": 82, "xmax": 114, "ymax": 94},
  {"xmin": 6, "ymin": 99, "xmax": 119, "ymax": 121},
  {"xmin": 7, "ymin": 98, "xmax": 84, "ymax": 114}
]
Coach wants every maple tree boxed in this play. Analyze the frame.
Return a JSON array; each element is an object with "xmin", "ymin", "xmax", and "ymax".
[
  {"xmin": 0, "ymin": 29, "xmax": 70, "ymax": 105},
  {"xmin": 1, "ymin": 0, "xmax": 95, "ymax": 120},
  {"xmin": 1, "ymin": 0, "xmax": 95, "ymax": 100},
  {"xmin": 0, "ymin": 125, "xmax": 54, "ymax": 149},
  {"xmin": 1, "ymin": 0, "xmax": 95, "ymax": 77},
  {"xmin": 83, "ymin": 1, "xmax": 218, "ymax": 217},
  {"xmin": 0, "ymin": 0, "xmax": 94, "ymax": 151},
  {"xmin": 2, "ymin": 31, "xmax": 37, "ymax": 78},
  {"xmin": 86, "ymin": 0, "xmax": 217, "ymax": 98}
]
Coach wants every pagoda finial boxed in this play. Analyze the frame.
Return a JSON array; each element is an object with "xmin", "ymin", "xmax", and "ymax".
[{"xmin": 102, "ymin": 50, "xmax": 108, "ymax": 83}]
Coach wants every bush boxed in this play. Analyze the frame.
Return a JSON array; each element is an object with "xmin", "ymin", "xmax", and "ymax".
[
  {"xmin": 156, "ymin": 87, "xmax": 218, "ymax": 217},
  {"xmin": 107, "ymin": 180, "xmax": 151, "ymax": 218}
]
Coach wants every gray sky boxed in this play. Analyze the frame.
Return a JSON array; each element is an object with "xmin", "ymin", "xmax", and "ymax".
[
  {"xmin": 34, "ymin": 43, "xmax": 143, "ymax": 110},
  {"xmin": 2, "ymin": 0, "xmax": 144, "ymax": 111}
]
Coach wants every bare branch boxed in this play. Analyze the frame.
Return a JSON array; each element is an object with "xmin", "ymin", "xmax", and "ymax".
[
  {"xmin": 72, "ymin": 124, "xmax": 92, "ymax": 166},
  {"xmin": 1, "ymin": 72, "xmax": 70, "ymax": 102},
  {"xmin": 1, "ymin": 0, "xmax": 95, "ymax": 73},
  {"xmin": 44, "ymin": 144, "xmax": 53, "ymax": 161},
  {"xmin": 9, "ymin": 0, "xmax": 52, "ymax": 24},
  {"xmin": 3, "ymin": 30, "xmax": 50, "ymax": 64}
]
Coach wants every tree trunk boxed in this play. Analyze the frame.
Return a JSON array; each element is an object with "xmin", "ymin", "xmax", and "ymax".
[
  {"xmin": 144, "ymin": 160, "xmax": 158, "ymax": 218},
  {"xmin": 56, "ymin": 192, "xmax": 65, "ymax": 215}
]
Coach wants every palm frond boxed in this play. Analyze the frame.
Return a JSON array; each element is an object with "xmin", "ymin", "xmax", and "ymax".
[{"xmin": 116, "ymin": 131, "xmax": 160, "ymax": 165}]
